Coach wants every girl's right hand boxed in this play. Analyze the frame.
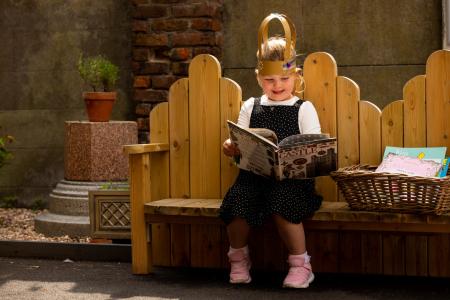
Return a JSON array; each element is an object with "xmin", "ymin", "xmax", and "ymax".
[{"xmin": 223, "ymin": 138, "xmax": 240, "ymax": 157}]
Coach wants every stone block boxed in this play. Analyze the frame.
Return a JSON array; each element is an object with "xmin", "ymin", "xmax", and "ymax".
[{"xmin": 64, "ymin": 121, "xmax": 138, "ymax": 181}]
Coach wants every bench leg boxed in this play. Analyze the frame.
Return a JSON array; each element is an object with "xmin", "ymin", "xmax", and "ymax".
[{"xmin": 130, "ymin": 154, "xmax": 153, "ymax": 274}]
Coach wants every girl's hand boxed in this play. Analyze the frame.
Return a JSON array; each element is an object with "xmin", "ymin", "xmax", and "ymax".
[{"xmin": 223, "ymin": 139, "xmax": 240, "ymax": 157}]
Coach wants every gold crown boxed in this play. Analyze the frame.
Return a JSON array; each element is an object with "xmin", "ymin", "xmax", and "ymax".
[{"xmin": 257, "ymin": 13, "xmax": 297, "ymax": 76}]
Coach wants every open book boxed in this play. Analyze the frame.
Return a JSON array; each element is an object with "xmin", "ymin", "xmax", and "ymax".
[{"xmin": 227, "ymin": 121, "xmax": 337, "ymax": 180}]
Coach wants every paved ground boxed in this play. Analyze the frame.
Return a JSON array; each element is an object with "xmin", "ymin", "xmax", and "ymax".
[{"xmin": 1, "ymin": 257, "xmax": 450, "ymax": 300}]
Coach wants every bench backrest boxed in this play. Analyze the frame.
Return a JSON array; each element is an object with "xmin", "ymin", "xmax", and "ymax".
[{"xmin": 149, "ymin": 50, "xmax": 450, "ymax": 202}]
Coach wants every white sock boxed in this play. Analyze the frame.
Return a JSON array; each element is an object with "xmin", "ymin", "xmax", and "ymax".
[
  {"xmin": 229, "ymin": 245, "xmax": 249, "ymax": 255},
  {"xmin": 290, "ymin": 251, "xmax": 310, "ymax": 264}
]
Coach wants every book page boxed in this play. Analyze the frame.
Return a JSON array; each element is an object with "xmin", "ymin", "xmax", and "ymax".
[
  {"xmin": 278, "ymin": 133, "xmax": 331, "ymax": 148},
  {"xmin": 227, "ymin": 121, "xmax": 278, "ymax": 178},
  {"xmin": 278, "ymin": 138, "xmax": 337, "ymax": 179}
]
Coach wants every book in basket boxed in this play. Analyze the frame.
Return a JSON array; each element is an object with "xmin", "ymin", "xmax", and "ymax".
[
  {"xmin": 227, "ymin": 120, "xmax": 337, "ymax": 180},
  {"xmin": 379, "ymin": 146, "xmax": 448, "ymax": 177}
]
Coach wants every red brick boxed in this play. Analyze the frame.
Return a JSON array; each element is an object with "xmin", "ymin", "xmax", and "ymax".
[
  {"xmin": 152, "ymin": 19, "xmax": 189, "ymax": 32},
  {"xmin": 142, "ymin": 61, "xmax": 170, "ymax": 74},
  {"xmin": 190, "ymin": 18, "xmax": 222, "ymax": 31},
  {"xmin": 131, "ymin": 61, "xmax": 142, "ymax": 73},
  {"xmin": 215, "ymin": 32, "xmax": 223, "ymax": 47},
  {"xmin": 152, "ymin": 75, "xmax": 178, "ymax": 89},
  {"xmin": 135, "ymin": 33, "xmax": 169, "ymax": 47},
  {"xmin": 133, "ymin": 5, "xmax": 168, "ymax": 19},
  {"xmin": 173, "ymin": 3, "xmax": 220, "ymax": 18},
  {"xmin": 135, "ymin": 103, "xmax": 153, "ymax": 116},
  {"xmin": 132, "ymin": 20, "xmax": 149, "ymax": 32},
  {"xmin": 133, "ymin": 48, "xmax": 150, "ymax": 61},
  {"xmin": 172, "ymin": 62, "xmax": 190, "ymax": 75},
  {"xmin": 134, "ymin": 89, "xmax": 168, "ymax": 102},
  {"xmin": 134, "ymin": 76, "xmax": 151, "ymax": 88},
  {"xmin": 172, "ymin": 32, "xmax": 215, "ymax": 46},
  {"xmin": 169, "ymin": 48, "xmax": 191, "ymax": 60}
]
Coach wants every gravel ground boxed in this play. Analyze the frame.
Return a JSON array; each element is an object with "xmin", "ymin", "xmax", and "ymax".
[{"xmin": 0, "ymin": 208, "xmax": 91, "ymax": 243}]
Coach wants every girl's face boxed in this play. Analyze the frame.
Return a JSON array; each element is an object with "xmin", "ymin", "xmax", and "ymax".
[{"xmin": 258, "ymin": 73, "xmax": 296, "ymax": 101}]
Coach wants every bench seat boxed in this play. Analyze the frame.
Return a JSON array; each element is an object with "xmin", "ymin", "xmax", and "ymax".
[{"xmin": 145, "ymin": 199, "xmax": 450, "ymax": 233}]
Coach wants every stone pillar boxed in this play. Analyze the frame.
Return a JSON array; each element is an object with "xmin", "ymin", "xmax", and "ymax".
[{"xmin": 35, "ymin": 121, "xmax": 137, "ymax": 237}]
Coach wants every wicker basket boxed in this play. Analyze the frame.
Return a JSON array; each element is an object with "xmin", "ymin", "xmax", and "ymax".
[{"xmin": 330, "ymin": 165, "xmax": 450, "ymax": 215}]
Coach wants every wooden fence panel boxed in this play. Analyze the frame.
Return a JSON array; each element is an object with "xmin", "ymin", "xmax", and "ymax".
[
  {"xmin": 219, "ymin": 77, "xmax": 241, "ymax": 197},
  {"xmin": 189, "ymin": 54, "xmax": 222, "ymax": 198},
  {"xmin": 359, "ymin": 101, "xmax": 382, "ymax": 165},
  {"xmin": 149, "ymin": 103, "xmax": 171, "ymax": 266},
  {"xmin": 381, "ymin": 100, "xmax": 404, "ymax": 151},
  {"xmin": 304, "ymin": 52, "xmax": 338, "ymax": 202},
  {"xmin": 403, "ymin": 75, "xmax": 426, "ymax": 147},
  {"xmin": 426, "ymin": 50, "xmax": 450, "ymax": 155},
  {"xmin": 337, "ymin": 76, "xmax": 360, "ymax": 168}
]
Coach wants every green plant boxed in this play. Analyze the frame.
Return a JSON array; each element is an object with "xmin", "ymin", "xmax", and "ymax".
[
  {"xmin": 99, "ymin": 181, "xmax": 129, "ymax": 191},
  {"xmin": 0, "ymin": 127, "xmax": 14, "ymax": 169},
  {"xmin": 0, "ymin": 195, "xmax": 18, "ymax": 208},
  {"xmin": 77, "ymin": 55, "xmax": 119, "ymax": 92},
  {"xmin": 31, "ymin": 198, "xmax": 46, "ymax": 211}
]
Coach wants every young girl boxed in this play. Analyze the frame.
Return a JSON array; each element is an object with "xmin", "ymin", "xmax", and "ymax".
[{"xmin": 220, "ymin": 13, "xmax": 323, "ymax": 289}]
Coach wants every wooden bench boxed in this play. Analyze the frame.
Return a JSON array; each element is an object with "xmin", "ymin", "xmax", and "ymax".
[{"xmin": 124, "ymin": 51, "xmax": 450, "ymax": 277}]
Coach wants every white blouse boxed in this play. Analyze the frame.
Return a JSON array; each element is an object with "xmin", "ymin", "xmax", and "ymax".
[{"xmin": 237, "ymin": 95, "xmax": 322, "ymax": 134}]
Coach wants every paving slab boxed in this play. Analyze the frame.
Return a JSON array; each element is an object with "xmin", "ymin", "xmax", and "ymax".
[{"xmin": 1, "ymin": 257, "xmax": 450, "ymax": 300}]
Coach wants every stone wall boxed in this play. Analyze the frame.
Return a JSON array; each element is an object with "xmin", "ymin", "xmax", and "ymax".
[
  {"xmin": 0, "ymin": 0, "xmax": 133, "ymax": 206},
  {"xmin": 131, "ymin": 0, "xmax": 223, "ymax": 142}
]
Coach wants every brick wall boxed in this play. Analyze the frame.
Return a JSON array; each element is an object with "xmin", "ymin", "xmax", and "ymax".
[{"xmin": 131, "ymin": 0, "xmax": 224, "ymax": 142}]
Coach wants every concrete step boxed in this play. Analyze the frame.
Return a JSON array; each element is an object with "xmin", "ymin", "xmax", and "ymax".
[{"xmin": 34, "ymin": 212, "xmax": 90, "ymax": 237}]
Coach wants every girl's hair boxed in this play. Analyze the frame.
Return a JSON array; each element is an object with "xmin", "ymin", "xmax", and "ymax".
[
  {"xmin": 256, "ymin": 36, "xmax": 305, "ymax": 97},
  {"xmin": 257, "ymin": 36, "xmax": 296, "ymax": 62}
]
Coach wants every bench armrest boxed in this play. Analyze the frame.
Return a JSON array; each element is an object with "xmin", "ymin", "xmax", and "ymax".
[{"xmin": 123, "ymin": 143, "xmax": 169, "ymax": 154}]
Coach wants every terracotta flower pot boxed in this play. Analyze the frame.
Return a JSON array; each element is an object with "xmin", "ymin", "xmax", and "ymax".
[{"xmin": 83, "ymin": 92, "xmax": 116, "ymax": 122}]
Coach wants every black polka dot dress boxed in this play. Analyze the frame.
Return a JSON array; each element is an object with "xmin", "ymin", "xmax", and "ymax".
[{"xmin": 219, "ymin": 98, "xmax": 323, "ymax": 227}]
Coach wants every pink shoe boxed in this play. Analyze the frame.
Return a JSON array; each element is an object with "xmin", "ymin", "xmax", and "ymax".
[
  {"xmin": 283, "ymin": 254, "xmax": 314, "ymax": 288},
  {"xmin": 228, "ymin": 247, "xmax": 251, "ymax": 284}
]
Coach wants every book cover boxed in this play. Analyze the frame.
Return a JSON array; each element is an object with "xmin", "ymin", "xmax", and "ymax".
[
  {"xmin": 227, "ymin": 121, "xmax": 337, "ymax": 180},
  {"xmin": 382, "ymin": 146, "xmax": 447, "ymax": 177}
]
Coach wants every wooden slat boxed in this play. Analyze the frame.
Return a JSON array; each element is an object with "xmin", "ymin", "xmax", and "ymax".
[
  {"xmin": 381, "ymin": 100, "xmax": 404, "ymax": 151},
  {"xmin": 338, "ymin": 232, "xmax": 362, "ymax": 273},
  {"xmin": 220, "ymin": 77, "xmax": 241, "ymax": 197},
  {"xmin": 361, "ymin": 232, "xmax": 382, "ymax": 274},
  {"xmin": 123, "ymin": 143, "xmax": 169, "ymax": 154},
  {"xmin": 129, "ymin": 153, "xmax": 152, "ymax": 274},
  {"xmin": 189, "ymin": 54, "xmax": 222, "ymax": 198},
  {"xmin": 307, "ymin": 231, "xmax": 338, "ymax": 273},
  {"xmin": 405, "ymin": 235, "xmax": 428, "ymax": 276},
  {"xmin": 383, "ymin": 234, "xmax": 405, "ymax": 275},
  {"xmin": 403, "ymin": 75, "xmax": 426, "ymax": 147},
  {"xmin": 426, "ymin": 50, "xmax": 450, "ymax": 155},
  {"xmin": 359, "ymin": 101, "xmax": 382, "ymax": 165},
  {"xmin": 304, "ymin": 52, "xmax": 338, "ymax": 136},
  {"xmin": 263, "ymin": 222, "xmax": 286, "ymax": 271},
  {"xmin": 190, "ymin": 224, "xmax": 222, "ymax": 268},
  {"xmin": 169, "ymin": 78, "xmax": 190, "ymax": 199},
  {"xmin": 304, "ymin": 52, "xmax": 338, "ymax": 203},
  {"xmin": 170, "ymin": 224, "xmax": 190, "ymax": 267},
  {"xmin": 428, "ymin": 234, "xmax": 450, "ymax": 277},
  {"xmin": 337, "ymin": 76, "xmax": 360, "ymax": 168},
  {"xmin": 168, "ymin": 78, "xmax": 191, "ymax": 266},
  {"xmin": 149, "ymin": 102, "xmax": 171, "ymax": 267}
]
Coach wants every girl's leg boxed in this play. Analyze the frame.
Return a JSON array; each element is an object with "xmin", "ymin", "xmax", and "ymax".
[
  {"xmin": 227, "ymin": 217, "xmax": 250, "ymax": 248},
  {"xmin": 273, "ymin": 214, "xmax": 314, "ymax": 288},
  {"xmin": 273, "ymin": 214, "xmax": 305, "ymax": 254},
  {"xmin": 226, "ymin": 217, "xmax": 251, "ymax": 284}
]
